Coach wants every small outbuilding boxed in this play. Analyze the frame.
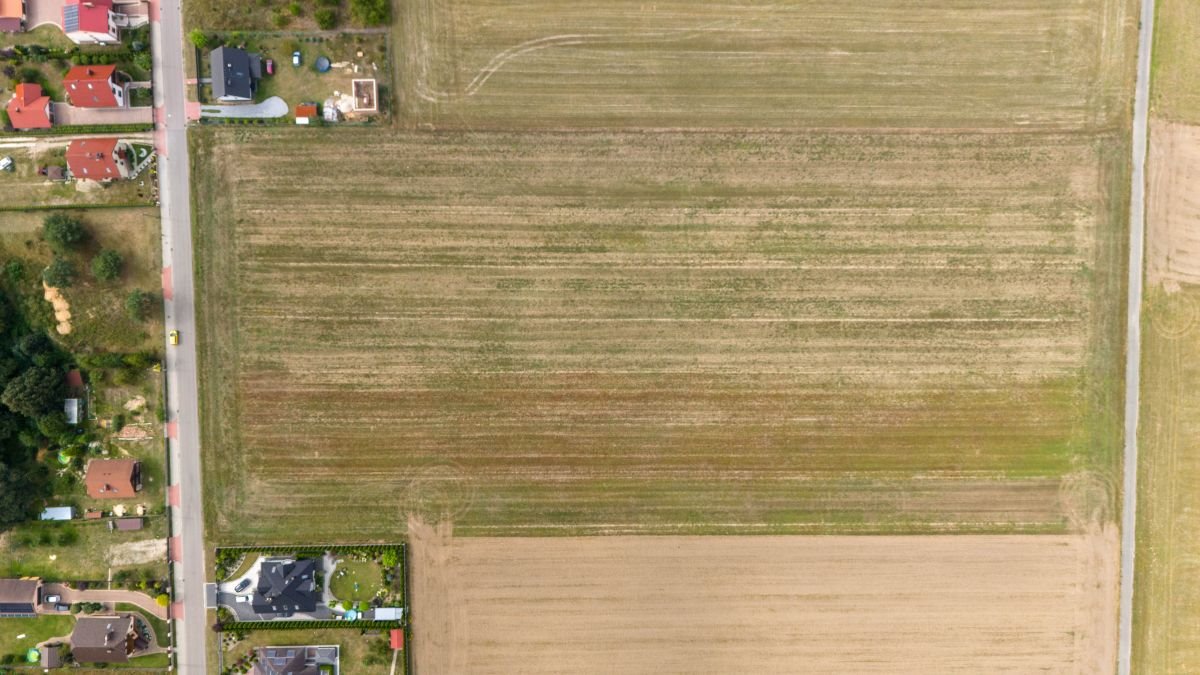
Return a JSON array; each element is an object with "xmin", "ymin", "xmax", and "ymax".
[
  {"xmin": 294, "ymin": 103, "xmax": 318, "ymax": 125},
  {"xmin": 114, "ymin": 517, "xmax": 143, "ymax": 531},
  {"xmin": 390, "ymin": 628, "xmax": 404, "ymax": 650},
  {"xmin": 40, "ymin": 643, "xmax": 63, "ymax": 669}
]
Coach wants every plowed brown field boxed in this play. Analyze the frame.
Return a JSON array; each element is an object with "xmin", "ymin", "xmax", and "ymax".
[
  {"xmin": 409, "ymin": 519, "xmax": 1118, "ymax": 674},
  {"xmin": 193, "ymin": 128, "xmax": 1127, "ymax": 541}
]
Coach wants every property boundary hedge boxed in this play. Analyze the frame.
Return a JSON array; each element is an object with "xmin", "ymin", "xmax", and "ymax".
[
  {"xmin": 222, "ymin": 620, "xmax": 402, "ymax": 631},
  {"xmin": 1, "ymin": 123, "xmax": 155, "ymax": 136},
  {"xmin": 216, "ymin": 544, "xmax": 404, "ymax": 555}
]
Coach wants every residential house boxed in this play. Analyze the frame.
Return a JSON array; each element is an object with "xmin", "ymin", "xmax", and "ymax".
[
  {"xmin": 0, "ymin": 0, "xmax": 23, "ymax": 34},
  {"xmin": 252, "ymin": 558, "xmax": 320, "ymax": 616},
  {"xmin": 84, "ymin": 458, "xmax": 140, "ymax": 498},
  {"xmin": 254, "ymin": 645, "xmax": 339, "ymax": 675},
  {"xmin": 66, "ymin": 138, "xmax": 133, "ymax": 182},
  {"xmin": 0, "ymin": 578, "xmax": 41, "ymax": 617},
  {"xmin": 210, "ymin": 46, "xmax": 261, "ymax": 102},
  {"xmin": 6, "ymin": 82, "xmax": 51, "ymax": 130},
  {"xmin": 71, "ymin": 615, "xmax": 136, "ymax": 664},
  {"xmin": 62, "ymin": 0, "xmax": 118, "ymax": 44},
  {"xmin": 63, "ymin": 64, "xmax": 125, "ymax": 108}
]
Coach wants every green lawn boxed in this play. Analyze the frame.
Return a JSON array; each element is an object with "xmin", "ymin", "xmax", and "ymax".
[
  {"xmin": 0, "ymin": 615, "xmax": 74, "ymax": 664},
  {"xmin": 328, "ymin": 559, "xmax": 384, "ymax": 604},
  {"xmin": 224, "ymin": 628, "xmax": 394, "ymax": 675}
]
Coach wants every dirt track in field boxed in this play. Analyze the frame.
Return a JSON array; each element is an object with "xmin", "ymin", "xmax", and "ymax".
[{"xmin": 409, "ymin": 519, "xmax": 1117, "ymax": 674}]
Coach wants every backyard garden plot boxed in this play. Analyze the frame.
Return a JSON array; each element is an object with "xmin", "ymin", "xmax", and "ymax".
[
  {"xmin": 193, "ymin": 127, "xmax": 1127, "ymax": 541},
  {"xmin": 396, "ymin": 0, "xmax": 1136, "ymax": 129}
]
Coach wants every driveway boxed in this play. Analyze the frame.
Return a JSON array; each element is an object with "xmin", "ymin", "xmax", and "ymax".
[
  {"xmin": 28, "ymin": 0, "xmax": 63, "ymax": 29},
  {"xmin": 52, "ymin": 103, "xmax": 155, "ymax": 126},
  {"xmin": 199, "ymin": 96, "xmax": 288, "ymax": 119},
  {"xmin": 42, "ymin": 583, "xmax": 169, "ymax": 620}
]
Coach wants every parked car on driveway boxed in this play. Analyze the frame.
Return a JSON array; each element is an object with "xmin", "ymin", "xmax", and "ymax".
[
  {"xmin": 44, "ymin": 594, "xmax": 60, "ymax": 604},
  {"xmin": 235, "ymin": 595, "xmax": 248, "ymax": 603},
  {"xmin": 234, "ymin": 578, "xmax": 251, "ymax": 593},
  {"xmin": 266, "ymin": 59, "xmax": 274, "ymax": 75}
]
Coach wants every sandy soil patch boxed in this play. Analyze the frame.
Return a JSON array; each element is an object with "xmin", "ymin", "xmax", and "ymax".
[
  {"xmin": 42, "ymin": 282, "xmax": 72, "ymax": 334},
  {"xmin": 108, "ymin": 538, "xmax": 165, "ymax": 567},
  {"xmin": 1148, "ymin": 121, "xmax": 1200, "ymax": 289},
  {"xmin": 410, "ymin": 520, "xmax": 1117, "ymax": 675}
]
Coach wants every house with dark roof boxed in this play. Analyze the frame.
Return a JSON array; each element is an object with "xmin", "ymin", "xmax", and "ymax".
[
  {"xmin": 63, "ymin": 65, "xmax": 125, "ymax": 108},
  {"xmin": 0, "ymin": 0, "xmax": 24, "ymax": 32},
  {"xmin": 6, "ymin": 83, "xmax": 51, "ymax": 130},
  {"xmin": 210, "ymin": 46, "xmax": 262, "ymax": 102},
  {"xmin": 84, "ymin": 458, "xmax": 140, "ymax": 499},
  {"xmin": 254, "ymin": 645, "xmax": 339, "ymax": 675},
  {"xmin": 66, "ymin": 138, "xmax": 133, "ymax": 182},
  {"xmin": 71, "ymin": 615, "xmax": 136, "ymax": 664},
  {"xmin": 252, "ymin": 558, "xmax": 320, "ymax": 616},
  {"xmin": 62, "ymin": 0, "xmax": 118, "ymax": 44},
  {"xmin": 0, "ymin": 578, "xmax": 41, "ymax": 617}
]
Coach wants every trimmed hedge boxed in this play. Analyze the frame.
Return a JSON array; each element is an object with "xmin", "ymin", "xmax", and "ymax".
[
  {"xmin": 2, "ymin": 123, "xmax": 155, "ymax": 136},
  {"xmin": 217, "ymin": 544, "xmax": 404, "ymax": 556},
  {"xmin": 221, "ymin": 620, "xmax": 402, "ymax": 632}
]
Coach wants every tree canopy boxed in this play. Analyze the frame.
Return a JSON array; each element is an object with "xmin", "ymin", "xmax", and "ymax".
[
  {"xmin": 1, "ymin": 366, "xmax": 63, "ymax": 418},
  {"xmin": 42, "ymin": 257, "xmax": 75, "ymax": 288},
  {"xmin": 91, "ymin": 249, "xmax": 123, "ymax": 281},
  {"xmin": 350, "ymin": 0, "xmax": 390, "ymax": 26},
  {"xmin": 42, "ymin": 213, "xmax": 87, "ymax": 253}
]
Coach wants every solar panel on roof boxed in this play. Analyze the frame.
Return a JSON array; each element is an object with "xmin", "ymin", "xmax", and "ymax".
[{"xmin": 63, "ymin": 4, "xmax": 79, "ymax": 32}]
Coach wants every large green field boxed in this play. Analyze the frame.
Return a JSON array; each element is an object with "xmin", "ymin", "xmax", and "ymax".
[{"xmin": 193, "ymin": 126, "xmax": 1128, "ymax": 540}]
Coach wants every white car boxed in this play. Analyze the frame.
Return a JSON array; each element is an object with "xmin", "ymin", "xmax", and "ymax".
[
  {"xmin": 235, "ymin": 595, "xmax": 249, "ymax": 604},
  {"xmin": 44, "ymin": 594, "xmax": 60, "ymax": 604}
]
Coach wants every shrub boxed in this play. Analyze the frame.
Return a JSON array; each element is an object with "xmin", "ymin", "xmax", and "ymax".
[
  {"xmin": 288, "ymin": 1, "xmax": 302, "ymax": 15},
  {"xmin": 91, "ymin": 249, "xmax": 123, "ymax": 281},
  {"xmin": 42, "ymin": 257, "xmax": 75, "ymax": 287},
  {"xmin": 188, "ymin": 29, "xmax": 209, "ymax": 50},
  {"xmin": 156, "ymin": 593, "xmax": 170, "ymax": 607},
  {"xmin": 125, "ymin": 289, "xmax": 153, "ymax": 321},
  {"xmin": 350, "ymin": 0, "xmax": 390, "ymax": 26},
  {"xmin": 315, "ymin": 8, "xmax": 336, "ymax": 29},
  {"xmin": 56, "ymin": 526, "xmax": 79, "ymax": 546},
  {"xmin": 381, "ymin": 548, "xmax": 398, "ymax": 568},
  {"xmin": 42, "ymin": 213, "xmax": 87, "ymax": 252}
]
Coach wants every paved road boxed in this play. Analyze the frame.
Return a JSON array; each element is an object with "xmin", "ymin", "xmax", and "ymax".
[
  {"xmin": 149, "ymin": 0, "xmax": 207, "ymax": 671},
  {"xmin": 1117, "ymin": 0, "xmax": 1157, "ymax": 671}
]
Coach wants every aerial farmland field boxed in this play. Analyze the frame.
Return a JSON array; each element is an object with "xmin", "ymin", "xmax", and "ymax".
[
  {"xmin": 193, "ymin": 125, "xmax": 1128, "ymax": 540},
  {"xmin": 397, "ymin": 0, "xmax": 1133, "ymax": 129}
]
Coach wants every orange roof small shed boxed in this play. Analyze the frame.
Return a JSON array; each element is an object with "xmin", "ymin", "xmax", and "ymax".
[{"xmin": 390, "ymin": 629, "xmax": 404, "ymax": 650}]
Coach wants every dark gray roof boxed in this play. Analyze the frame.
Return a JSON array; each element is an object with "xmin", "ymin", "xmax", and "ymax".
[
  {"xmin": 210, "ymin": 46, "xmax": 259, "ymax": 100},
  {"xmin": 255, "ymin": 647, "xmax": 318, "ymax": 675},
  {"xmin": 252, "ymin": 558, "xmax": 319, "ymax": 615},
  {"xmin": 0, "ymin": 578, "xmax": 39, "ymax": 616}
]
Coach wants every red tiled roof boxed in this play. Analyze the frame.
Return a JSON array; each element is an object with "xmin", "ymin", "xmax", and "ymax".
[
  {"xmin": 64, "ymin": 0, "xmax": 113, "ymax": 35},
  {"xmin": 390, "ymin": 629, "xmax": 404, "ymax": 650},
  {"xmin": 295, "ymin": 104, "xmax": 318, "ymax": 118},
  {"xmin": 63, "ymin": 65, "xmax": 118, "ymax": 108},
  {"xmin": 65, "ymin": 369, "xmax": 85, "ymax": 389},
  {"xmin": 6, "ymin": 83, "xmax": 51, "ymax": 130},
  {"xmin": 66, "ymin": 138, "xmax": 120, "ymax": 180},
  {"xmin": 84, "ymin": 458, "xmax": 138, "ymax": 498}
]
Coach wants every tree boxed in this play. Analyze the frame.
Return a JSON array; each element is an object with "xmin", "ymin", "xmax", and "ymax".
[
  {"xmin": 42, "ymin": 213, "xmax": 86, "ymax": 253},
  {"xmin": 381, "ymin": 548, "xmax": 398, "ymax": 568},
  {"xmin": 91, "ymin": 249, "xmax": 123, "ymax": 281},
  {"xmin": 350, "ymin": 0, "xmax": 390, "ymax": 26},
  {"xmin": 1, "ymin": 366, "xmax": 62, "ymax": 418},
  {"xmin": 155, "ymin": 593, "xmax": 170, "ymax": 607},
  {"xmin": 315, "ymin": 8, "xmax": 337, "ymax": 29},
  {"xmin": 0, "ymin": 462, "xmax": 41, "ymax": 528},
  {"xmin": 187, "ymin": 29, "xmax": 209, "ymax": 49},
  {"xmin": 42, "ymin": 257, "xmax": 75, "ymax": 288},
  {"xmin": 125, "ymin": 289, "xmax": 153, "ymax": 321}
]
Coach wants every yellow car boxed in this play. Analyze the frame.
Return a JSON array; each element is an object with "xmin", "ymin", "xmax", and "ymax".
[{"xmin": 169, "ymin": 330, "xmax": 180, "ymax": 346}]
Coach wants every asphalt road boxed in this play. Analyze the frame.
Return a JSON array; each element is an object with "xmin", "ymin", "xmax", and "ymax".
[
  {"xmin": 149, "ymin": 0, "xmax": 208, "ymax": 672},
  {"xmin": 1117, "ymin": 0, "xmax": 1156, "ymax": 670}
]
